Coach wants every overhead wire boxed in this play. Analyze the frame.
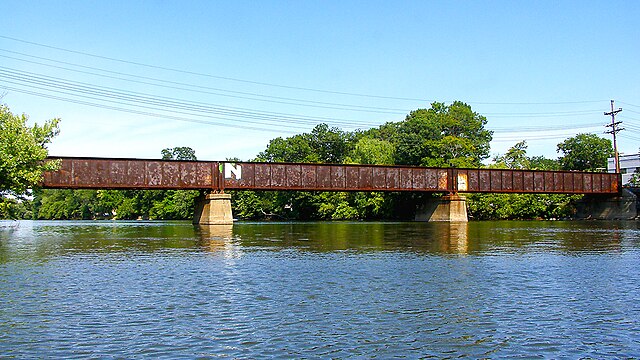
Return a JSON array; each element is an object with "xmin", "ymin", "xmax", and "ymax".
[
  {"xmin": 0, "ymin": 49, "xmax": 611, "ymax": 116},
  {"xmin": 619, "ymin": 134, "xmax": 640, "ymax": 142},
  {"xmin": 483, "ymin": 110, "xmax": 601, "ymax": 118},
  {"xmin": 0, "ymin": 50, "xmax": 409, "ymax": 114},
  {"xmin": 0, "ymin": 84, "xmax": 301, "ymax": 133},
  {"xmin": 0, "ymin": 35, "xmax": 429, "ymax": 101},
  {"xmin": 0, "ymin": 35, "xmax": 610, "ymax": 105},
  {"xmin": 0, "ymin": 67, "xmax": 384, "ymax": 129},
  {"xmin": 618, "ymin": 101, "xmax": 640, "ymax": 108},
  {"xmin": 0, "ymin": 66, "xmax": 611, "ymax": 135},
  {"xmin": 0, "ymin": 35, "xmax": 632, "ymax": 143},
  {"xmin": 488, "ymin": 123, "xmax": 602, "ymax": 132}
]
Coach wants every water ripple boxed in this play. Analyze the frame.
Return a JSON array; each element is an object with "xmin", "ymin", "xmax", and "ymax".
[{"xmin": 0, "ymin": 220, "xmax": 639, "ymax": 357}]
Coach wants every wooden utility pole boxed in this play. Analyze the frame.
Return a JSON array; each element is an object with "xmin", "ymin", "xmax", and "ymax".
[{"xmin": 604, "ymin": 100, "xmax": 623, "ymax": 173}]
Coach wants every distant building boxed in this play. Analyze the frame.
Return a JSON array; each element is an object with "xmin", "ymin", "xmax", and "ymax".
[{"xmin": 608, "ymin": 153, "xmax": 640, "ymax": 185}]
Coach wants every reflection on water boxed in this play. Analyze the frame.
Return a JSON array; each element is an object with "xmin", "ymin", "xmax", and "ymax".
[
  {"xmin": 0, "ymin": 220, "xmax": 639, "ymax": 358},
  {"xmin": 1, "ymin": 220, "xmax": 639, "ymax": 260},
  {"xmin": 196, "ymin": 225, "xmax": 239, "ymax": 256}
]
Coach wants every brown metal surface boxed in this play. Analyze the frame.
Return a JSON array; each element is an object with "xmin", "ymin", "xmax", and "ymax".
[{"xmin": 42, "ymin": 157, "xmax": 621, "ymax": 195}]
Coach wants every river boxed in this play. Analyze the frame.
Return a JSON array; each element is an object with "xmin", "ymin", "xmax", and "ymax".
[{"xmin": 1, "ymin": 220, "xmax": 638, "ymax": 358}]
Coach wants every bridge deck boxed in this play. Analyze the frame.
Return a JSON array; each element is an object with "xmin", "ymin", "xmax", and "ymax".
[{"xmin": 42, "ymin": 157, "xmax": 621, "ymax": 195}]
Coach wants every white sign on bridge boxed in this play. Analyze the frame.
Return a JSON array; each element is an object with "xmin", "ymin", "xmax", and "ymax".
[{"xmin": 224, "ymin": 163, "xmax": 242, "ymax": 180}]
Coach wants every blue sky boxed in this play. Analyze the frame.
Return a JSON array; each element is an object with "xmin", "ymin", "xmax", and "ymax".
[{"xmin": 2, "ymin": 1, "xmax": 639, "ymax": 162}]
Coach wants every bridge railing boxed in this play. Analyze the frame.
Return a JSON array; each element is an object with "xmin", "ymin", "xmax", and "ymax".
[{"xmin": 42, "ymin": 157, "xmax": 621, "ymax": 195}]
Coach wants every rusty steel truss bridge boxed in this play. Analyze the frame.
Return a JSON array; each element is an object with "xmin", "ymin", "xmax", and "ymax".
[{"xmin": 43, "ymin": 157, "xmax": 621, "ymax": 195}]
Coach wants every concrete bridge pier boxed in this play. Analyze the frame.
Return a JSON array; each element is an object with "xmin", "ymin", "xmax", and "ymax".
[
  {"xmin": 415, "ymin": 194, "xmax": 468, "ymax": 222},
  {"xmin": 193, "ymin": 192, "xmax": 234, "ymax": 225}
]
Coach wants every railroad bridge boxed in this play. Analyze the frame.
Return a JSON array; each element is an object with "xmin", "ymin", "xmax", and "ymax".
[{"xmin": 42, "ymin": 157, "xmax": 629, "ymax": 223}]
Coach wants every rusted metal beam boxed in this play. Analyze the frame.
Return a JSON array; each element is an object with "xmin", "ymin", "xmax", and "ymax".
[{"xmin": 42, "ymin": 157, "xmax": 621, "ymax": 195}]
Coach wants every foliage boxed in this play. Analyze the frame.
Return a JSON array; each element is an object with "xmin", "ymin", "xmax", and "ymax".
[
  {"xmin": 468, "ymin": 141, "xmax": 579, "ymax": 220},
  {"xmin": 161, "ymin": 146, "xmax": 197, "ymax": 161},
  {"xmin": 345, "ymin": 137, "xmax": 395, "ymax": 165},
  {"xmin": 257, "ymin": 124, "xmax": 355, "ymax": 163},
  {"xmin": 149, "ymin": 190, "xmax": 199, "ymax": 219},
  {"xmin": 467, "ymin": 193, "xmax": 581, "ymax": 220},
  {"xmin": 34, "ymin": 189, "xmax": 109, "ymax": 220},
  {"xmin": 491, "ymin": 141, "xmax": 560, "ymax": 171},
  {"xmin": 556, "ymin": 133, "xmax": 613, "ymax": 171},
  {"xmin": 234, "ymin": 102, "xmax": 492, "ymax": 221},
  {"xmin": 0, "ymin": 105, "xmax": 60, "ymax": 197},
  {"xmin": 492, "ymin": 141, "xmax": 529, "ymax": 169},
  {"xmin": 391, "ymin": 101, "xmax": 492, "ymax": 168},
  {"xmin": 30, "ymin": 147, "xmax": 199, "ymax": 220},
  {"xmin": 13, "ymin": 102, "xmax": 608, "ymax": 222},
  {"xmin": 528, "ymin": 155, "xmax": 560, "ymax": 170},
  {"xmin": 230, "ymin": 190, "xmax": 273, "ymax": 220},
  {"xmin": 0, "ymin": 196, "xmax": 31, "ymax": 219}
]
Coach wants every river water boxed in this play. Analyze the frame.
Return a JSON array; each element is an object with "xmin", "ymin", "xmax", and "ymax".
[{"xmin": 0, "ymin": 220, "xmax": 638, "ymax": 358}]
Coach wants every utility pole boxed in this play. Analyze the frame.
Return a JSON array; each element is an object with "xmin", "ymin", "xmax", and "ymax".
[{"xmin": 604, "ymin": 100, "xmax": 623, "ymax": 173}]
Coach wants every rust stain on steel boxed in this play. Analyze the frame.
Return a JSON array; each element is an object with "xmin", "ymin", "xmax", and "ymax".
[{"xmin": 42, "ymin": 157, "xmax": 621, "ymax": 195}]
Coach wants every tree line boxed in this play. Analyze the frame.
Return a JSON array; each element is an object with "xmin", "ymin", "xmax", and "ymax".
[{"xmin": 1, "ymin": 101, "xmax": 623, "ymax": 221}]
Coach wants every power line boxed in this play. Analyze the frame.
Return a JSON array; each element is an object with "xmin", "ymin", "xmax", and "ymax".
[
  {"xmin": 488, "ymin": 123, "xmax": 602, "ymax": 132},
  {"xmin": 492, "ymin": 132, "xmax": 599, "ymax": 141},
  {"xmin": 0, "ymin": 50, "xmax": 611, "ymax": 116},
  {"xmin": 0, "ymin": 50, "xmax": 408, "ymax": 114},
  {"xmin": 618, "ymin": 101, "xmax": 640, "ymax": 108},
  {"xmin": 0, "ymin": 66, "xmax": 611, "ymax": 135},
  {"xmin": 0, "ymin": 35, "xmax": 429, "ymax": 102},
  {"xmin": 0, "ymin": 84, "xmax": 303, "ymax": 133},
  {"xmin": 0, "ymin": 67, "xmax": 386, "ymax": 129},
  {"xmin": 1, "ymin": 83, "xmax": 607, "ymax": 146},
  {"xmin": 0, "ymin": 57, "xmax": 606, "ymax": 121},
  {"xmin": 0, "ymin": 35, "xmax": 610, "ymax": 106},
  {"xmin": 619, "ymin": 134, "xmax": 640, "ymax": 143},
  {"xmin": 484, "ymin": 110, "xmax": 600, "ymax": 118}
]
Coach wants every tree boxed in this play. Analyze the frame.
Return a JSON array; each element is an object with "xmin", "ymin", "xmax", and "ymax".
[
  {"xmin": 161, "ymin": 146, "xmax": 197, "ymax": 161},
  {"xmin": 345, "ymin": 137, "xmax": 395, "ymax": 165},
  {"xmin": 257, "ymin": 135, "xmax": 315, "ymax": 162},
  {"xmin": 468, "ymin": 140, "xmax": 579, "ymax": 220},
  {"xmin": 0, "ymin": 105, "xmax": 60, "ymax": 196},
  {"xmin": 306, "ymin": 124, "xmax": 355, "ymax": 163},
  {"xmin": 156, "ymin": 146, "xmax": 199, "ymax": 219},
  {"xmin": 556, "ymin": 133, "xmax": 613, "ymax": 171},
  {"xmin": 393, "ymin": 101, "xmax": 493, "ymax": 167},
  {"xmin": 0, "ymin": 197, "xmax": 31, "ymax": 219},
  {"xmin": 257, "ymin": 124, "xmax": 355, "ymax": 163},
  {"xmin": 467, "ymin": 192, "xmax": 580, "ymax": 220},
  {"xmin": 528, "ymin": 155, "xmax": 560, "ymax": 171},
  {"xmin": 34, "ymin": 189, "xmax": 110, "ymax": 220},
  {"xmin": 493, "ymin": 141, "xmax": 530, "ymax": 169}
]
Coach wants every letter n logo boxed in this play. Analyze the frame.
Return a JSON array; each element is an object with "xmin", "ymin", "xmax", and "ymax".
[{"xmin": 224, "ymin": 163, "xmax": 242, "ymax": 180}]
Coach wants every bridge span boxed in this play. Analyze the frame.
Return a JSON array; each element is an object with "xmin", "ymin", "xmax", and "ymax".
[
  {"xmin": 44, "ymin": 157, "xmax": 619, "ymax": 194},
  {"xmin": 42, "ymin": 157, "xmax": 623, "ymax": 223}
]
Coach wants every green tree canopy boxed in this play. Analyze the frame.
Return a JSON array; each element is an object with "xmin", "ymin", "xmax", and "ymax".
[
  {"xmin": 257, "ymin": 124, "xmax": 355, "ymax": 163},
  {"xmin": 468, "ymin": 140, "xmax": 577, "ymax": 221},
  {"xmin": 345, "ymin": 137, "xmax": 395, "ymax": 165},
  {"xmin": 0, "ymin": 105, "xmax": 60, "ymax": 196},
  {"xmin": 556, "ymin": 133, "xmax": 613, "ymax": 171},
  {"xmin": 161, "ymin": 146, "xmax": 197, "ymax": 161},
  {"xmin": 493, "ymin": 141, "xmax": 530, "ymax": 169},
  {"xmin": 392, "ymin": 101, "xmax": 493, "ymax": 167}
]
